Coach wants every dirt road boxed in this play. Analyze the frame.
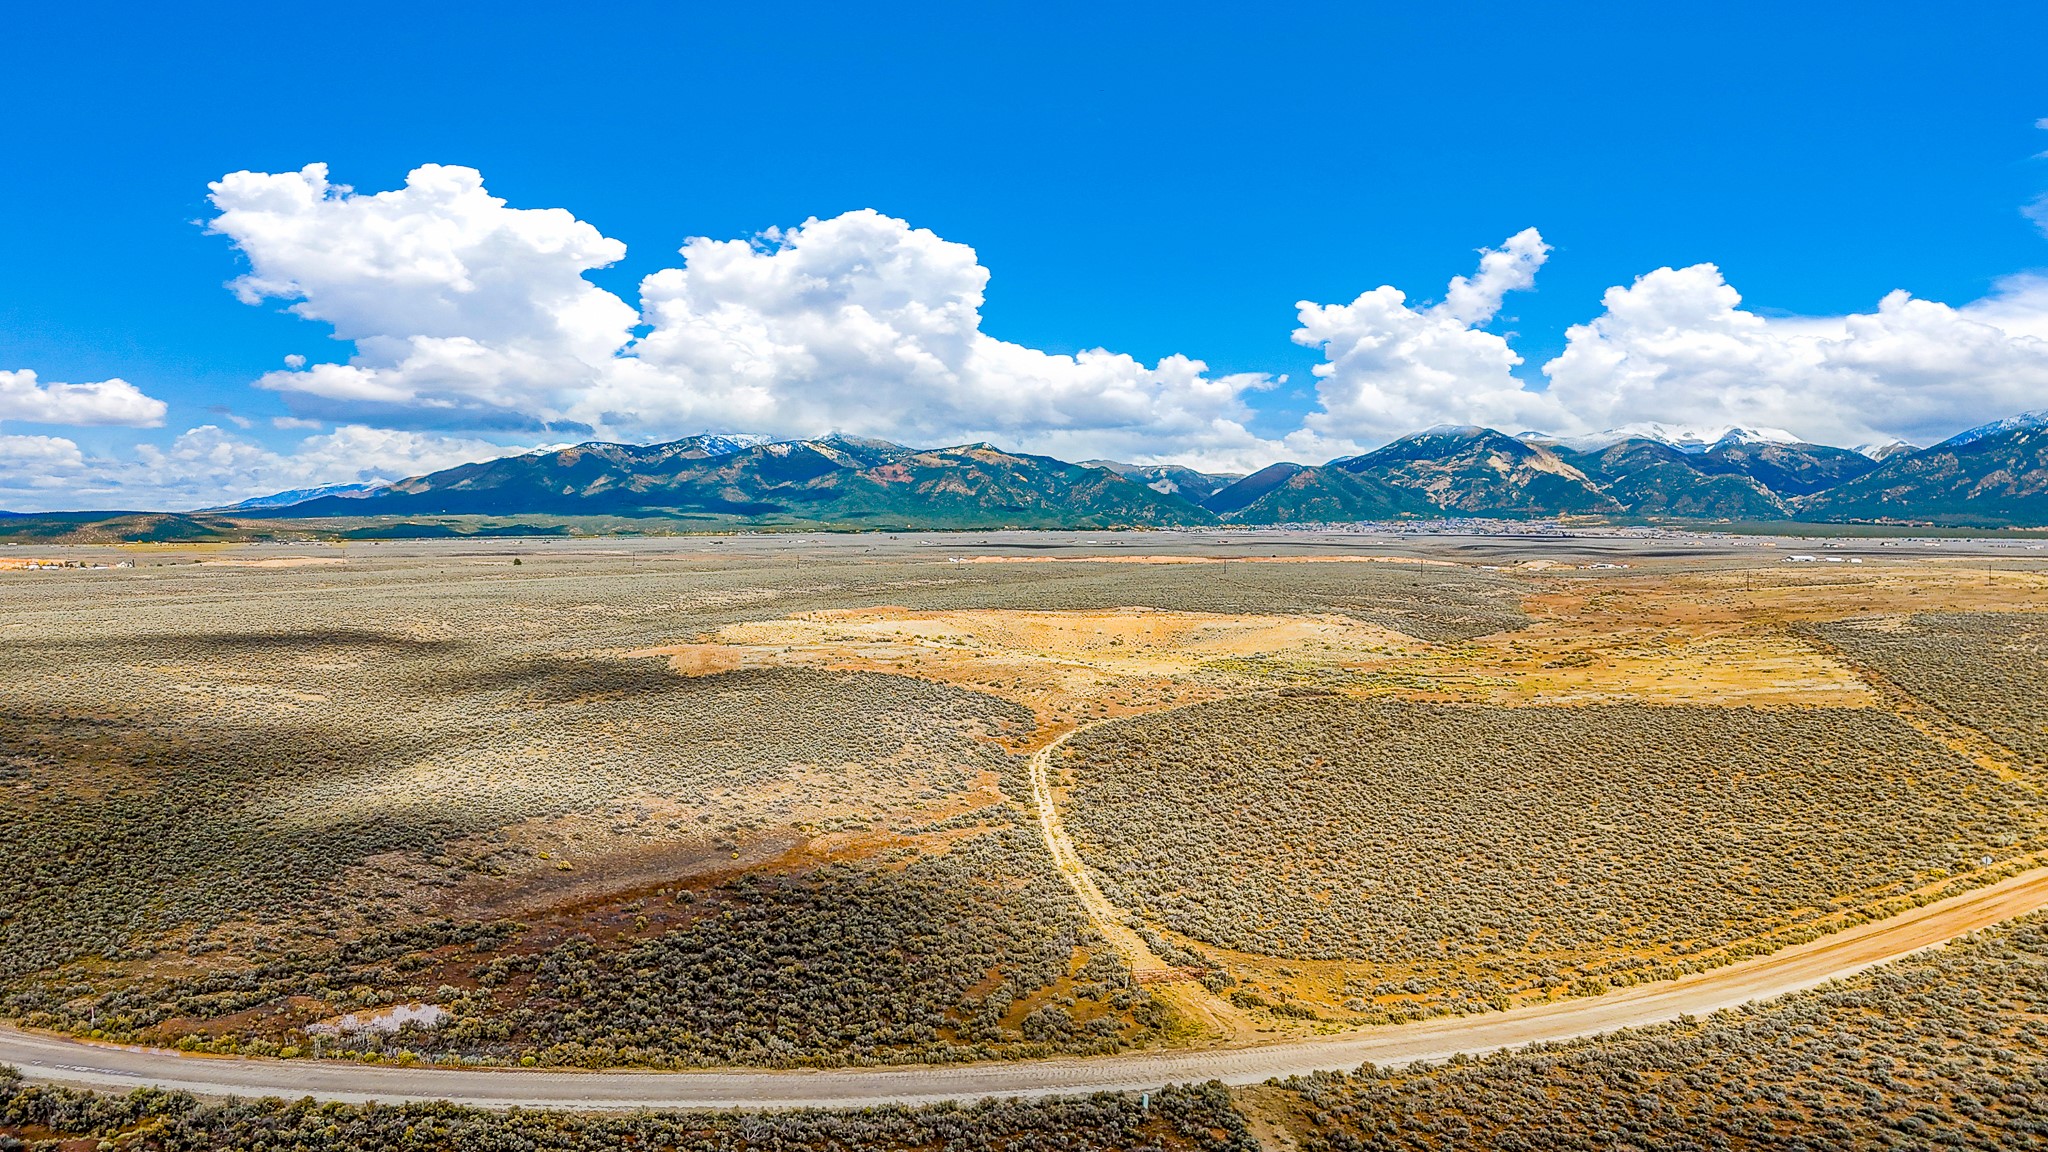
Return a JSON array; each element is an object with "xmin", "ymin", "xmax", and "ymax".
[
  {"xmin": 7, "ymin": 866, "xmax": 2047, "ymax": 1110},
  {"xmin": 1026, "ymin": 722, "xmax": 1178, "ymax": 976}
]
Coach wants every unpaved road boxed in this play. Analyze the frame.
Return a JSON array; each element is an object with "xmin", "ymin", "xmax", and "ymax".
[
  {"xmin": 7, "ymin": 867, "xmax": 2048, "ymax": 1110},
  {"xmin": 1026, "ymin": 722, "xmax": 1178, "ymax": 976}
]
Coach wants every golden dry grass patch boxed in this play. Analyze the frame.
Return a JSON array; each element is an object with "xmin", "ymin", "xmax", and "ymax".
[
  {"xmin": 638, "ymin": 584, "xmax": 1892, "ymax": 719},
  {"xmin": 636, "ymin": 606, "xmax": 1426, "ymax": 736},
  {"xmin": 1446, "ymin": 562, "xmax": 2047, "ymax": 708}
]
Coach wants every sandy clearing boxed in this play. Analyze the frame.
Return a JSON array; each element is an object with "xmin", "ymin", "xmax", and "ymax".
[
  {"xmin": 646, "ymin": 595, "xmax": 1878, "ymax": 720},
  {"xmin": 630, "ymin": 606, "xmax": 1423, "ymax": 735},
  {"xmin": 194, "ymin": 557, "xmax": 347, "ymax": 568}
]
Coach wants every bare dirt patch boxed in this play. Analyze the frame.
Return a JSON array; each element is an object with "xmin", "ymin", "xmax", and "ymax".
[
  {"xmin": 641, "ymin": 606, "xmax": 1424, "ymax": 738},
  {"xmin": 194, "ymin": 557, "xmax": 347, "ymax": 568}
]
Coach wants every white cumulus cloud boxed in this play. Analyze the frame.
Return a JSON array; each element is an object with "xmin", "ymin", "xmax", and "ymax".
[
  {"xmin": 1292, "ymin": 227, "xmax": 2048, "ymax": 451},
  {"xmin": 208, "ymin": 162, "xmax": 637, "ymax": 430},
  {"xmin": 614, "ymin": 208, "xmax": 1278, "ymax": 465},
  {"xmin": 207, "ymin": 165, "xmax": 1284, "ymax": 469},
  {"xmin": 130, "ymin": 424, "xmax": 523, "ymax": 509},
  {"xmin": 1292, "ymin": 229, "xmax": 1564, "ymax": 447},
  {"xmin": 1542, "ymin": 265, "xmax": 2048, "ymax": 447},
  {"xmin": 1, "ymin": 422, "xmax": 524, "ymax": 513},
  {"xmin": 193, "ymin": 162, "xmax": 2048, "ymax": 469},
  {"xmin": 0, "ymin": 369, "xmax": 167, "ymax": 427},
  {"xmin": 0, "ymin": 434, "xmax": 89, "ymax": 481},
  {"xmin": 0, "ymin": 435, "xmax": 97, "ymax": 510}
]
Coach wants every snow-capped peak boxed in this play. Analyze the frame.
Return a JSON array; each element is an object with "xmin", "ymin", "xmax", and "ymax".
[
  {"xmin": 526, "ymin": 432, "xmax": 773, "ymax": 459},
  {"xmin": 1526, "ymin": 423, "xmax": 1800, "ymax": 454},
  {"xmin": 1853, "ymin": 439, "xmax": 1917, "ymax": 461},
  {"xmin": 1710, "ymin": 426, "xmax": 1802, "ymax": 449},
  {"xmin": 692, "ymin": 432, "xmax": 776, "ymax": 456},
  {"xmin": 206, "ymin": 480, "xmax": 387, "ymax": 512},
  {"xmin": 1936, "ymin": 410, "xmax": 2048, "ymax": 449}
]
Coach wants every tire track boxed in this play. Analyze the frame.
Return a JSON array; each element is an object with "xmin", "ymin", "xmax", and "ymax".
[{"xmin": 1026, "ymin": 721, "xmax": 1175, "ymax": 976}]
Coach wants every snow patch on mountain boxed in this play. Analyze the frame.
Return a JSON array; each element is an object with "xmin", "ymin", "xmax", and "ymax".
[
  {"xmin": 693, "ymin": 433, "xmax": 777, "ymax": 456},
  {"xmin": 208, "ymin": 481, "xmax": 387, "ymax": 512},
  {"xmin": 1853, "ymin": 439, "xmax": 1918, "ymax": 461},
  {"xmin": 1525, "ymin": 423, "xmax": 1801, "ymax": 454},
  {"xmin": 1936, "ymin": 410, "xmax": 2048, "ymax": 449}
]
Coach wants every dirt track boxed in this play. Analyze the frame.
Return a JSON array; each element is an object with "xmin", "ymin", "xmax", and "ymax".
[
  {"xmin": 1026, "ymin": 721, "xmax": 1176, "ymax": 975},
  {"xmin": 7, "ymin": 867, "xmax": 2048, "ymax": 1110}
]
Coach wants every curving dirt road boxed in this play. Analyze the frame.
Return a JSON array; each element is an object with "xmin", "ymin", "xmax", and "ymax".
[
  {"xmin": 7, "ymin": 866, "xmax": 2048, "ymax": 1110},
  {"xmin": 1025, "ymin": 721, "xmax": 1178, "ymax": 977}
]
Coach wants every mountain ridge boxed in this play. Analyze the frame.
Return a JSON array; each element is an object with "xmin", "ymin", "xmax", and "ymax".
[
  {"xmin": 138, "ymin": 410, "xmax": 2048, "ymax": 532},
  {"xmin": 277, "ymin": 436, "xmax": 1210, "ymax": 529}
]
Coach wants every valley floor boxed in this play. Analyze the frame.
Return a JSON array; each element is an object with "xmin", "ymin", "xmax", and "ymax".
[{"xmin": 3, "ymin": 527, "xmax": 2046, "ymax": 1146}]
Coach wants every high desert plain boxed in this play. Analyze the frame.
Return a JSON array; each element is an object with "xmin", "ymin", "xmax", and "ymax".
[{"xmin": 4, "ymin": 527, "xmax": 2047, "ymax": 1149}]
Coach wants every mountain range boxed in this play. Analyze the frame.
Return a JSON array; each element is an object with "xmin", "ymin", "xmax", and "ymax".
[
  {"xmin": 219, "ymin": 410, "xmax": 2048, "ymax": 531},
  {"xmin": 268, "ymin": 435, "xmax": 1200, "ymax": 529}
]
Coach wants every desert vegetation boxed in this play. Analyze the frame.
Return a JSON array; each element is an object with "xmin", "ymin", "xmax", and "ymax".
[
  {"xmin": 0, "ymin": 555, "xmax": 1101, "ymax": 1062},
  {"xmin": 0, "ymin": 1074, "xmax": 1253, "ymax": 1152},
  {"xmin": 9, "ymin": 551, "xmax": 1327, "ymax": 1063},
  {"xmin": 0, "ymin": 634, "xmax": 1024, "ymax": 976},
  {"xmin": 1809, "ymin": 611, "xmax": 2048, "ymax": 765},
  {"xmin": 16, "ymin": 899, "xmax": 2048, "ymax": 1151},
  {"xmin": 892, "ymin": 560, "xmax": 1527, "ymax": 642},
  {"xmin": 5, "ymin": 538, "xmax": 2043, "ymax": 1074},
  {"xmin": 1266, "ymin": 911, "xmax": 2048, "ymax": 1150},
  {"xmin": 1060, "ymin": 693, "xmax": 2042, "ymax": 1004},
  {"xmin": 472, "ymin": 822, "xmax": 1154, "ymax": 1065},
  {"xmin": 14, "ymin": 819, "xmax": 1153, "ymax": 1066}
]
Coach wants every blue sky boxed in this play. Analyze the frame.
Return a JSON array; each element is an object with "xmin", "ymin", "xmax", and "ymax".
[{"xmin": 4, "ymin": 1, "xmax": 2048, "ymax": 508}]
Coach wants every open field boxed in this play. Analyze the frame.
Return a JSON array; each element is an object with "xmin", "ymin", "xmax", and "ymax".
[
  {"xmin": 2, "ymin": 528, "xmax": 2046, "ymax": 1088},
  {"xmin": 1059, "ymin": 694, "xmax": 2043, "ymax": 1017},
  {"xmin": 1808, "ymin": 610, "xmax": 2048, "ymax": 767}
]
